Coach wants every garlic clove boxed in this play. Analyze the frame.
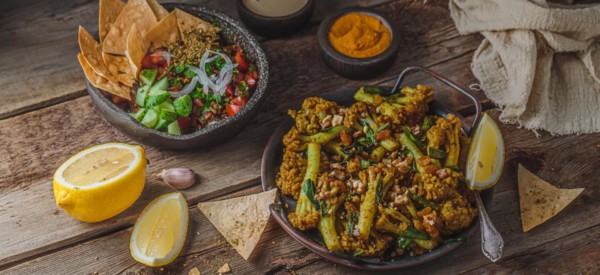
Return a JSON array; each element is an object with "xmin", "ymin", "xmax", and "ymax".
[{"xmin": 157, "ymin": 168, "xmax": 197, "ymax": 190}]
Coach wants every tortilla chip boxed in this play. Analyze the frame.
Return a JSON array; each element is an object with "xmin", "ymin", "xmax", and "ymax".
[
  {"xmin": 146, "ymin": 0, "xmax": 169, "ymax": 20},
  {"xmin": 197, "ymin": 189, "xmax": 277, "ymax": 260},
  {"xmin": 102, "ymin": 52, "xmax": 134, "ymax": 87},
  {"xmin": 98, "ymin": 0, "xmax": 125, "ymax": 43},
  {"xmin": 102, "ymin": 0, "xmax": 157, "ymax": 55},
  {"xmin": 126, "ymin": 23, "xmax": 150, "ymax": 78},
  {"xmin": 78, "ymin": 53, "xmax": 131, "ymax": 100},
  {"xmin": 145, "ymin": 11, "xmax": 180, "ymax": 49},
  {"xmin": 78, "ymin": 26, "xmax": 118, "ymax": 83},
  {"xmin": 518, "ymin": 164, "xmax": 584, "ymax": 232},
  {"xmin": 174, "ymin": 8, "xmax": 220, "ymax": 38}
]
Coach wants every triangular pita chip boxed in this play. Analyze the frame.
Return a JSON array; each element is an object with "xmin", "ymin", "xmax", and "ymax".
[
  {"xmin": 518, "ymin": 164, "xmax": 584, "ymax": 232},
  {"xmin": 126, "ymin": 23, "xmax": 150, "ymax": 78},
  {"xmin": 78, "ymin": 26, "xmax": 118, "ymax": 83},
  {"xmin": 145, "ymin": 11, "xmax": 180, "ymax": 49},
  {"xmin": 78, "ymin": 53, "xmax": 131, "ymax": 100},
  {"xmin": 146, "ymin": 0, "xmax": 169, "ymax": 20},
  {"xmin": 174, "ymin": 8, "xmax": 220, "ymax": 38},
  {"xmin": 198, "ymin": 189, "xmax": 277, "ymax": 260},
  {"xmin": 98, "ymin": 0, "xmax": 125, "ymax": 43},
  {"xmin": 102, "ymin": 52, "xmax": 134, "ymax": 87},
  {"xmin": 102, "ymin": 0, "xmax": 157, "ymax": 55}
]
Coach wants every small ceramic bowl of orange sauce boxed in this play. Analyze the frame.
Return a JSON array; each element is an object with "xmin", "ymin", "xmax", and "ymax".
[{"xmin": 317, "ymin": 7, "xmax": 400, "ymax": 79}]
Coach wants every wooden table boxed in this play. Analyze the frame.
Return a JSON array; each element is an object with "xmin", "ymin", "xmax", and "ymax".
[{"xmin": 1, "ymin": 0, "xmax": 598, "ymax": 274}]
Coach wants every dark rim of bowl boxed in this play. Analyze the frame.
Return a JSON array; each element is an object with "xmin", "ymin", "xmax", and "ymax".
[
  {"xmin": 317, "ymin": 7, "xmax": 400, "ymax": 65},
  {"xmin": 90, "ymin": 3, "xmax": 269, "ymax": 141},
  {"xmin": 261, "ymin": 89, "xmax": 491, "ymax": 270},
  {"xmin": 237, "ymin": 0, "xmax": 314, "ymax": 20}
]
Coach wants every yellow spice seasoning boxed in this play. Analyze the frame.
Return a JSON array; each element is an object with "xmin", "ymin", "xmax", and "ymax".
[{"xmin": 328, "ymin": 13, "xmax": 392, "ymax": 58}]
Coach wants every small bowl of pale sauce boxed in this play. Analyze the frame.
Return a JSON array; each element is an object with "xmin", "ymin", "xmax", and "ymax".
[
  {"xmin": 317, "ymin": 7, "xmax": 400, "ymax": 79},
  {"xmin": 237, "ymin": 0, "xmax": 315, "ymax": 37}
]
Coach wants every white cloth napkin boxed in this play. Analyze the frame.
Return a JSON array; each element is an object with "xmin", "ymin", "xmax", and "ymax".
[{"xmin": 449, "ymin": 0, "xmax": 600, "ymax": 135}]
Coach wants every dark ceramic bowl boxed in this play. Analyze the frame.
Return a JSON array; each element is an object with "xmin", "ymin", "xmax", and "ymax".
[
  {"xmin": 87, "ymin": 3, "xmax": 268, "ymax": 150},
  {"xmin": 261, "ymin": 72, "xmax": 493, "ymax": 270},
  {"xmin": 236, "ymin": 0, "xmax": 314, "ymax": 38},
  {"xmin": 317, "ymin": 7, "xmax": 400, "ymax": 80}
]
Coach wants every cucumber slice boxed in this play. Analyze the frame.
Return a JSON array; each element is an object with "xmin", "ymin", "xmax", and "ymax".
[
  {"xmin": 149, "ymin": 77, "xmax": 169, "ymax": 95},
  {"xmin": 145, "ymin": 90, "xmax": 170, "ymax": 108},
  {"xmin": 133, "ymin": 108, "xmax": 148, "ymax": 122},
  {"xmin": 135, "ymin": 85, "xmax": 150, "ymax": 107},
  {"xmin": 158, "ymin": 100, "xmax": 175, "ymax": 113},
  {"xmin": 173, "ymin": 95, "xmax": 193, "ymax": 117},
  {"xmin": 167, "ymin": 121, "xmax": 181, "ymax": 135},
  {"xmin": 154, "ymin": 119, "xmax": 169, "ymax": 131},
  {"xmin": 140, "ymin": 69, "xmax": 158, "ymax": 86},
  {"xmin": 159, "ymin": 109, "xmax": 177, "ymax": 123},
  {"xmin": 140, "ymin": 109, "xmax": 159, "ymax": 128}
]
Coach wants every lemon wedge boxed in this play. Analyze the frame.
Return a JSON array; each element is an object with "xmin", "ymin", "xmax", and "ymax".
[
  {"xmin": 130, "ymin": 192, "xmax": 189, "ymax": 267},
  {"xmin": 53, "ymin": 143, "xmax": 146, "ymax": 222},
  {"xmin": 466, "ymin": 113, "xmax": 505, "ymax": 190}
]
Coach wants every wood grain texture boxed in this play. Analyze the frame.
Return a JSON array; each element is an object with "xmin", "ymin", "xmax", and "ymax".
[
  {"xmin": 0, "ymin": 0, "xmax": 487, "ymax": 267},
  {"xmin": 4, "ymin": 110, "xmax": 599, "ymax": 274}
]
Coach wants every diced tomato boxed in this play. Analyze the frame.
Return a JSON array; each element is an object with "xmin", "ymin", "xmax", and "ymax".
[
  {"xmin": 177, "ymin": 117, "xmax": 191, "ymax": 131},
  {"xmin": 225, "ymin": 85, "xmax": 234, "ymax": 97},
  {"xmin": 230, "ymin": 96, "xmax": 247, "ymax": 107},
  {"xmin": 245, "ymin": 74, "xmax": 256, "ymax": 89},
  {"xmin": 235, "ymin": 50, "xmax": 249, "ymax": 72},
  {"xmin": 141, "ymin": 55, "xmax": 154, "ymax": 69},
  {"xmin": 150, "ymin": 53, "xmax": 166, "ymax": 66},
  {"xmin": 226, "ymin": 103, "xmax": 241, "ymax": 117}
]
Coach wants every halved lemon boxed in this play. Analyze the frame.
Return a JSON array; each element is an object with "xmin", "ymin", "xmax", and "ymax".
[
  {"xmin": 130, "ymin": 192, "xmax": 189, "ymax": 267},
  {"xmin": 53, "ymin": 143, "xmax": 146, "ymax": 222},
  {"xmin": 466, "ymin": 113, "xmax": 505, "ymax": 190}
]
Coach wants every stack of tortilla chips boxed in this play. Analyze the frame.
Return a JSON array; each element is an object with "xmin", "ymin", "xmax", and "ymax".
[{"xmin": 76, "ymin": 0, "xmax": 218, "ymax": 100}]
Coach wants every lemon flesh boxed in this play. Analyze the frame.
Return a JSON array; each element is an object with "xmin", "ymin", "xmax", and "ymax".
[
  {"xmin": 130, "ymin": 192, "xmax": 189, "ymax": 267},
  {"xmin": 62, "ymin": 147, "xmax": 135, "ymax": 186},
  {"xmin": 53, "ymin": 143, "xmax": 145, "ymax": 222},
  {"xmin": 466, "ymin": 113, "xmax": 505, "ymax": 190}
]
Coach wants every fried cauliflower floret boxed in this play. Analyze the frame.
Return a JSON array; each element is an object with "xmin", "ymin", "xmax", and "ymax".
[
  {"xmin": 288, "ymin": 97, "xmax": 340, "ymax": 135},
  {"xmin": 276, "ymin": 149, "xmax": 307, "ymax": 199},
  {"xmin": 377, "ymin": 85, "xmax": 434, "ymax": 127},
  {"xmin": 282, "ymin": 127, "xmax": 306, "ymax": 152},
  {"xmin": 417, "ymin": 168, "xmax": 462, "ymax": 202},
  {"xmin": 426, "ymin": 114, "xmax": 462, "ymax": 166},
  {"xmin": 426, "ymin": 114, "xmax": 461, "ymax": 149},
  {"xmin": 340, "ymin": 231, "xmax": 393, "ymax": 257},
  {"xmin": 344, "ymin": 102, "xmax": 369, "ymax": 128},
  {"xmin": 288, "ymin": 210, "xmax": 320, "ymax": 231},
  {"xmin": 438, "ymin": 196, "xmax": 477, "ymax": 235}
]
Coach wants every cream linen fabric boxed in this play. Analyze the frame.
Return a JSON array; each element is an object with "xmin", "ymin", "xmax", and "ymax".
[{"xmin": 449, "ymin": 0, "xmax": 600, "ymax": 135}]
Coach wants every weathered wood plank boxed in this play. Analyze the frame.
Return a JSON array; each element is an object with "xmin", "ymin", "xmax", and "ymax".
[
  {"xmin": 0, "ymin": 0, "xmax": 394, "ymax": 120},
  {"xmin": 0, "ymin": 0, "xmax": 486, "ymax": 266},
  {"xmin": 4, "ymin": 110, "xmax": 599, "ymax": 274}
]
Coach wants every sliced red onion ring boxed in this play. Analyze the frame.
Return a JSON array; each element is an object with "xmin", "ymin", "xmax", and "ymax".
[{"xmin": 169, "ymin": 76, "xmax": 199, "ymax": 98}]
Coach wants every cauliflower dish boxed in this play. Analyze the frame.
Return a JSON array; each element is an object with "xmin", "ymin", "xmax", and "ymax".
[{"xmin": 276, "ymin": 85, "xmax": 477, "ymax": 258}]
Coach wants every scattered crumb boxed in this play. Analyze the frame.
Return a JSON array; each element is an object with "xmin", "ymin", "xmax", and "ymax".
[
  {"xmin": 197, "ymin": 232, "xmax": 200, "ymax": 235},
  {"xmin": 218, "ymin": 263, "xmax": 231, "ymax": 274},
  {"xmin": 188, "ymin": 267, "xmax": 201, "ymax": 275},
  {"xmin": 271, "ymin": 241, "xmax": 276, "ymax": 245},
  {"xmin": 95, "ymin": 256, "xmax": 99, "ymax": 260},
  {"xmin": 160, "ymin": 268, "xmax": 164, "ymax": 271}
]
